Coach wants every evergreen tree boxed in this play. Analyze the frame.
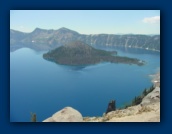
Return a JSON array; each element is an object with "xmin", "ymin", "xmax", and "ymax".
[
  {"xmin": 132, "ymin": 96, "xmax": 137, "ymax": 106},
  {"xmin": 142, "ymin": 88, "xmax": 147, "ymax": 97},
  {"xmin": 150, "ymin": 85, "xmax": 154, "ymax": 92}
]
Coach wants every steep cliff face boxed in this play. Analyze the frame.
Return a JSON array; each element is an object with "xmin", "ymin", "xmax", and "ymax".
[
  {"xmin": 79, "ymin": 34, "xmax": 160, "ymax": 51},
  {"xmin": 10, "ymin": 28, "xmax": 160, "ymax": 52}
]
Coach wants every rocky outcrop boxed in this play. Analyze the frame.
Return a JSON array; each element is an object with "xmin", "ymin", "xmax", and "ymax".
[
  {"xmin": 105, "ymin": 87, "xmax": 160, "ymax": 122},
  {"xmin": 141, "ymin": 87, "xmax": 160, "ymax": 106},
  {"xmin": 43, "ymin": 86, "xmax": 160, "ymax": 122},
  {"xmin": 43, "ymin": 107, "xmax": 83, "ymax": 122},
  {"xmin": 84, "ymin": 89, "xmax": 160, "ymax": 122},
  {"xmin": 42, "ymin": 86, "xmax": 160, "ymax": 122},
  {"xmin": 83, "ymin": 72, "xmax": 160, "ymax": 122}
]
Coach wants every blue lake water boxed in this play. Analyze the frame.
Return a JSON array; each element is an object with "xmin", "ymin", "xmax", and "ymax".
[{"xmin": 10, "ymin": 46, "xmax": 160, "ymax": 122}]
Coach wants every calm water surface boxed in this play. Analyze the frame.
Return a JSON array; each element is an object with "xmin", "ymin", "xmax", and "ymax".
[{"xmin": 10, "ymin": 46, "xmax": 160, "ymax": 122}]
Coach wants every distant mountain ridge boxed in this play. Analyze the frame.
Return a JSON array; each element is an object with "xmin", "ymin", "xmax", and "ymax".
[{"xmin": 10, "ymin": 27, "xmax": 160, "ymax": 52}]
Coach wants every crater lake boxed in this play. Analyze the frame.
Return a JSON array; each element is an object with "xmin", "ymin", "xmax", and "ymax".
[{"xmin": 10, "ymin": 46, "xmax": 160, "ymax": 122}]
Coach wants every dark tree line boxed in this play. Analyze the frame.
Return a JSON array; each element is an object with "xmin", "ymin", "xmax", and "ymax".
[{"xmin": 122, "ymin": 85, "xmax": 155, "ymax": 109}]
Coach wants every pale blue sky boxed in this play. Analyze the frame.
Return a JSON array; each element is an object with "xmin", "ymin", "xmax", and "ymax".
[{"xmin": 10, "ymin": 10, "xmax": 160, "ymax": 34}]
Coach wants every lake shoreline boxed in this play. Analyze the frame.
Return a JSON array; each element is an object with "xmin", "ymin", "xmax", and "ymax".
[{"xmin": 150, "ymin": 71, "xmax": 160, "ymax": 87}]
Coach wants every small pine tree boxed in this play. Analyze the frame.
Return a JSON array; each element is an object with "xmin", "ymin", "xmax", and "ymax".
[
  {"xmin": 119, "ymin": 84, "xmax": 157, "ymax": 109},
  {"xmin": 132, "ymin": 96, "xmax": 137, "ymax": 106},
  {"xmin": 132, "ymin": 96, "xmax": 142, "ymax": 106},
  {"xmin": 142, "ymin": 88, "xmax": 147, "ymax": 97},
  {"xmin": 31, "ymin": 112, "xmax": 37, "ymax": 122},
  {"xmin": 135, "ymin": 96, "xmax": 142, "ymax": 105},
  {"xmin": 147, "ymin": 85, "xmax": 154, "ymax": 94},
  {"xmin": 150, "ymin": 85, "xmax": 154, "ymax": 92}
]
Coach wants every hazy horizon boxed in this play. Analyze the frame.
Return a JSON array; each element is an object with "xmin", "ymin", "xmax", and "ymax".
[{"xmin": 10, "ymin": 27, "xmax": 160, "ymax": 35}]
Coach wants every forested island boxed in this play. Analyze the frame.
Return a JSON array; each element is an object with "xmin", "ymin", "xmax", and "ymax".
[{"xmin": 43, "ymin": 41, "xmax": 145, "ymax": 66}]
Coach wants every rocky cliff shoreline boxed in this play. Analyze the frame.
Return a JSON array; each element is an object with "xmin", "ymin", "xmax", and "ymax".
[
  {"xmin": 10, "ymin": 28, "xmax": 160, "ymax": 52},
  {"xmin": 43, "ymin": 72, "xmax": 160, "ymax": 122}
]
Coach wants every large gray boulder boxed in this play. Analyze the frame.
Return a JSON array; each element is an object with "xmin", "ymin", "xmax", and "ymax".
[{"xmin": 43, "ymin": 107, "xmax": 83, "ymax": 122}]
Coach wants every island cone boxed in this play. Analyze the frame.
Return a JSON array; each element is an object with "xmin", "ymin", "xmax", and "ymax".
[{"xmin": 43, "ymin": 40, "xmax": 144, "ymax": 66}]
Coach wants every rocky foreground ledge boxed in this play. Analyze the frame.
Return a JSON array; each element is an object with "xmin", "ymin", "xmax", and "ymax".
[
  {"xmin": 43, "ymin": 87, "xmax": 160, "ymax": 122},
  {"xmin": 43, "ymin": 73, "xmax": 160, "ymax": 122}
]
